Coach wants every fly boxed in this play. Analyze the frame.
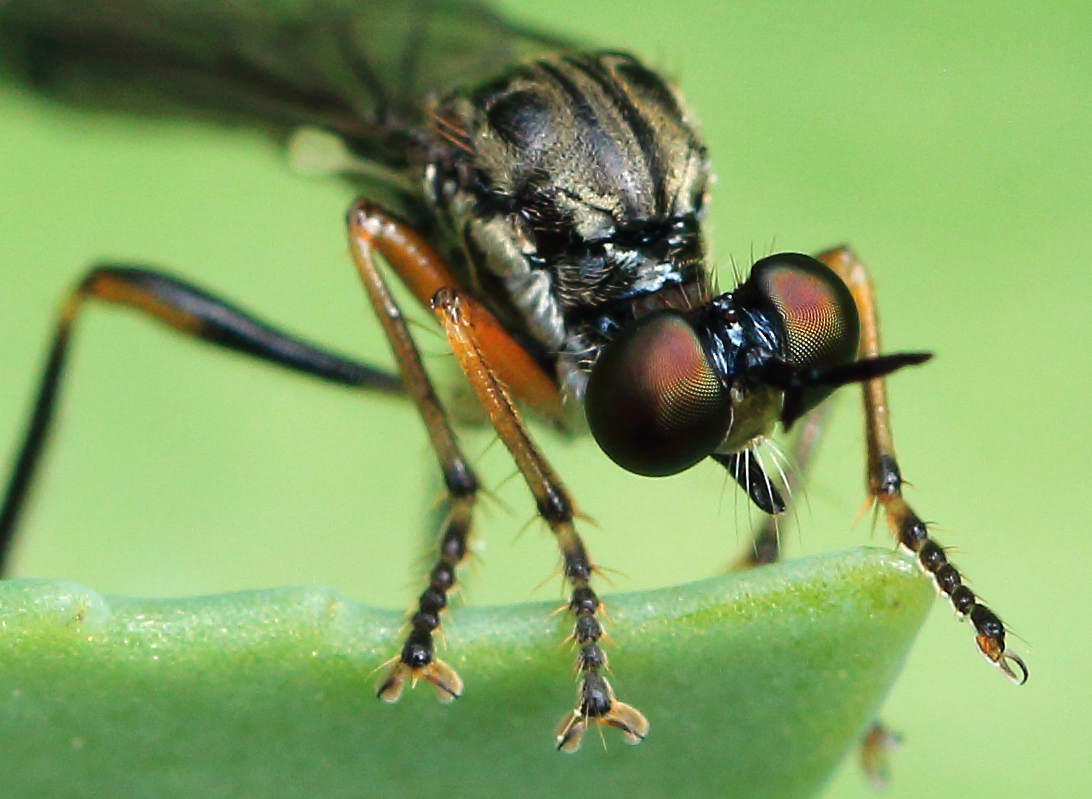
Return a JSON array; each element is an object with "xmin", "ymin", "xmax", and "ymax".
[{"xmin": 0, "ymin": 0, "xmax": 1027, "ymax": 751}]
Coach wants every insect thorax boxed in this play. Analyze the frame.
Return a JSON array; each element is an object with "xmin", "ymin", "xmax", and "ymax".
[{"xmin": 426, "ymin": 50, "xmax": 712, "ymax": 404}]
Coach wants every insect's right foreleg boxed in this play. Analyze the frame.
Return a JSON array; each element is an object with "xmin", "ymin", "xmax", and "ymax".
[{"xmin": 0, "ymin": 265, "xmax": 403, "ymax": 575}]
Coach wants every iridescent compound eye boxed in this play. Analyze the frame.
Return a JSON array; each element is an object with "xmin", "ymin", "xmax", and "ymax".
[
  {"xmin": 585, "ymin": 311, "xmax": 732, "ymax": 477},
  {"xmin": 749, "ymin": 253, "xmax": 861, "ymax": 410}
]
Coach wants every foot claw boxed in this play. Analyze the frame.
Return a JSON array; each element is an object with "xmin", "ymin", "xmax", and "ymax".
[
  {"xmin": 555, "ymin": 711, "xmax": 588, "ymax": 753},
  {"xmin": 422, "ymin": 658, "xmax": 464, "ymax": 702},
  {"xmin": 376, "ymin": 658, "xmax": 464, "ymax": 703},
  {"xmin": 376, "ymin": 662, "xmax": 410, "ymax": 703},
  {"xmin": 976, "ymin": 635, "xmax": 1029, "ymax": 685},
  {"xmin": 604, "ymin": 700, "xmax": 650, "ymax": 746},
  {"xmin": 994, "ymin": 648, "xmax": 1029, "ymax": 686},
  {"xmin": 554, "ymin": 674, "xmax": 648, "ymax": 753}
]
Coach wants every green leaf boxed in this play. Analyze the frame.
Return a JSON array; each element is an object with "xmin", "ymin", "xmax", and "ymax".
[{"xmin": 0, "ymin": 547, "xmax": 932, "ymax": 799}]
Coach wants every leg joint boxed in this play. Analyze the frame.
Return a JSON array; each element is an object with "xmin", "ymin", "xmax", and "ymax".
[
  {"xmin": 444, "ymin": 461, "xmax": 478, "ymax": 498},
  {"xmin": 537, "ymin": 488, "xmax": 574, "ymax": 526}
]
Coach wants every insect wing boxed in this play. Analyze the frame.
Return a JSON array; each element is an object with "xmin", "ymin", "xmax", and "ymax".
[{"xmin": 0, "ymin": 0, "xmax": 572, "ymax": 161}]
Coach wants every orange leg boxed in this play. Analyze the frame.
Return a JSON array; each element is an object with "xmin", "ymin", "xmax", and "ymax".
[
  {"xmin": 347, "ymin": 202, "xmax": 647, "ymax": 750},
  {"xmin": 346, "ymin": 202, "xmax": 478, "ymax": 704},
  {"xmin": 348, "ymin": 201, "xmax": 562, "ymax": 420},
  {"xmin": 430, "ymin": 287, "xmax": 648, "ymax": 752},
  {"xmin": 733, "ymin": 247, "xmax": 1024, "ymax": 787},
  {"xmin": 817, "ymin": 246, "xmax": 1027, "ymax": 684}
]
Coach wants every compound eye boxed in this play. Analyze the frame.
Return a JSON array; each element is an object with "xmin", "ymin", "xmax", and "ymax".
[
  {"xmin": 750, "ymin": 253, "xmax": 861, "ymax": 372},
  {"xmin": 585, "ymin": 311, "xmax": 732, "ymax": 477}
]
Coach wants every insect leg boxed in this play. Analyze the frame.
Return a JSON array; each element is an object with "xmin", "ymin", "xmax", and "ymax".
[
  {"xmin": 0, "ymin": 265, "xmax": 402, "ymax": 575},
  {"xmin": 346, "ymin": 200, "xmax": 563, "ymax": 420},
  {"xmin": 428, "ymin": 287, "xmax": 648, "ymax": 753},
  {"xmin": 816, "ymin": 245, "xmax": 1027, "ymax": 684},
  {"xmin": 345, "ymin": 205, "xmax": 480, "ymax": 705},
  {"xmin": 346, "ymin": 200, "xmax": 644, "ymax": 749}
]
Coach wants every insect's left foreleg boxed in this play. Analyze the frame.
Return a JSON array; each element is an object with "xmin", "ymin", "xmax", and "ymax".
[
  {"xmin": 817, "ymin": 245, "xmax": 1027, "ymax": 684},
  {"xmin": 346, "ymin": 204, "xmax": 481, "ymax": 704},
  {"xmin": 430, "ymin": 287, "xmax": 649, "ymax": 753}
]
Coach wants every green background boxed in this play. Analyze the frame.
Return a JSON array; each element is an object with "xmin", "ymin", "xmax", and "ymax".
[{"xmin": 0, "ymin": 0, "xmax": 1088, "ymax": 796}]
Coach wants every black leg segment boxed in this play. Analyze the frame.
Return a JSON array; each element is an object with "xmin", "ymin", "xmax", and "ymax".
[{"xmin": 0, "ymin": 264, "xmax": 404, "ymax": 574}]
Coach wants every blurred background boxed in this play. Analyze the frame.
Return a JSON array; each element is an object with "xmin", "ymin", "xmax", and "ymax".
[{"xmin": 0, "ymin": 0, "xmax": 1088, "ymax": 796}]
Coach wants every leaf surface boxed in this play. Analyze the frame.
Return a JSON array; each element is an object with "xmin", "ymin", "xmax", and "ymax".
[{"xmin": 0, "ymin": 547, "xmax": 933, "ymax": 799}]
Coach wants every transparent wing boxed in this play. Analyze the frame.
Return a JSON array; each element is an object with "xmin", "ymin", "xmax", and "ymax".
[{"xmin": 0, "ymin": 0, "xmax": 573, "ymax": 164}]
